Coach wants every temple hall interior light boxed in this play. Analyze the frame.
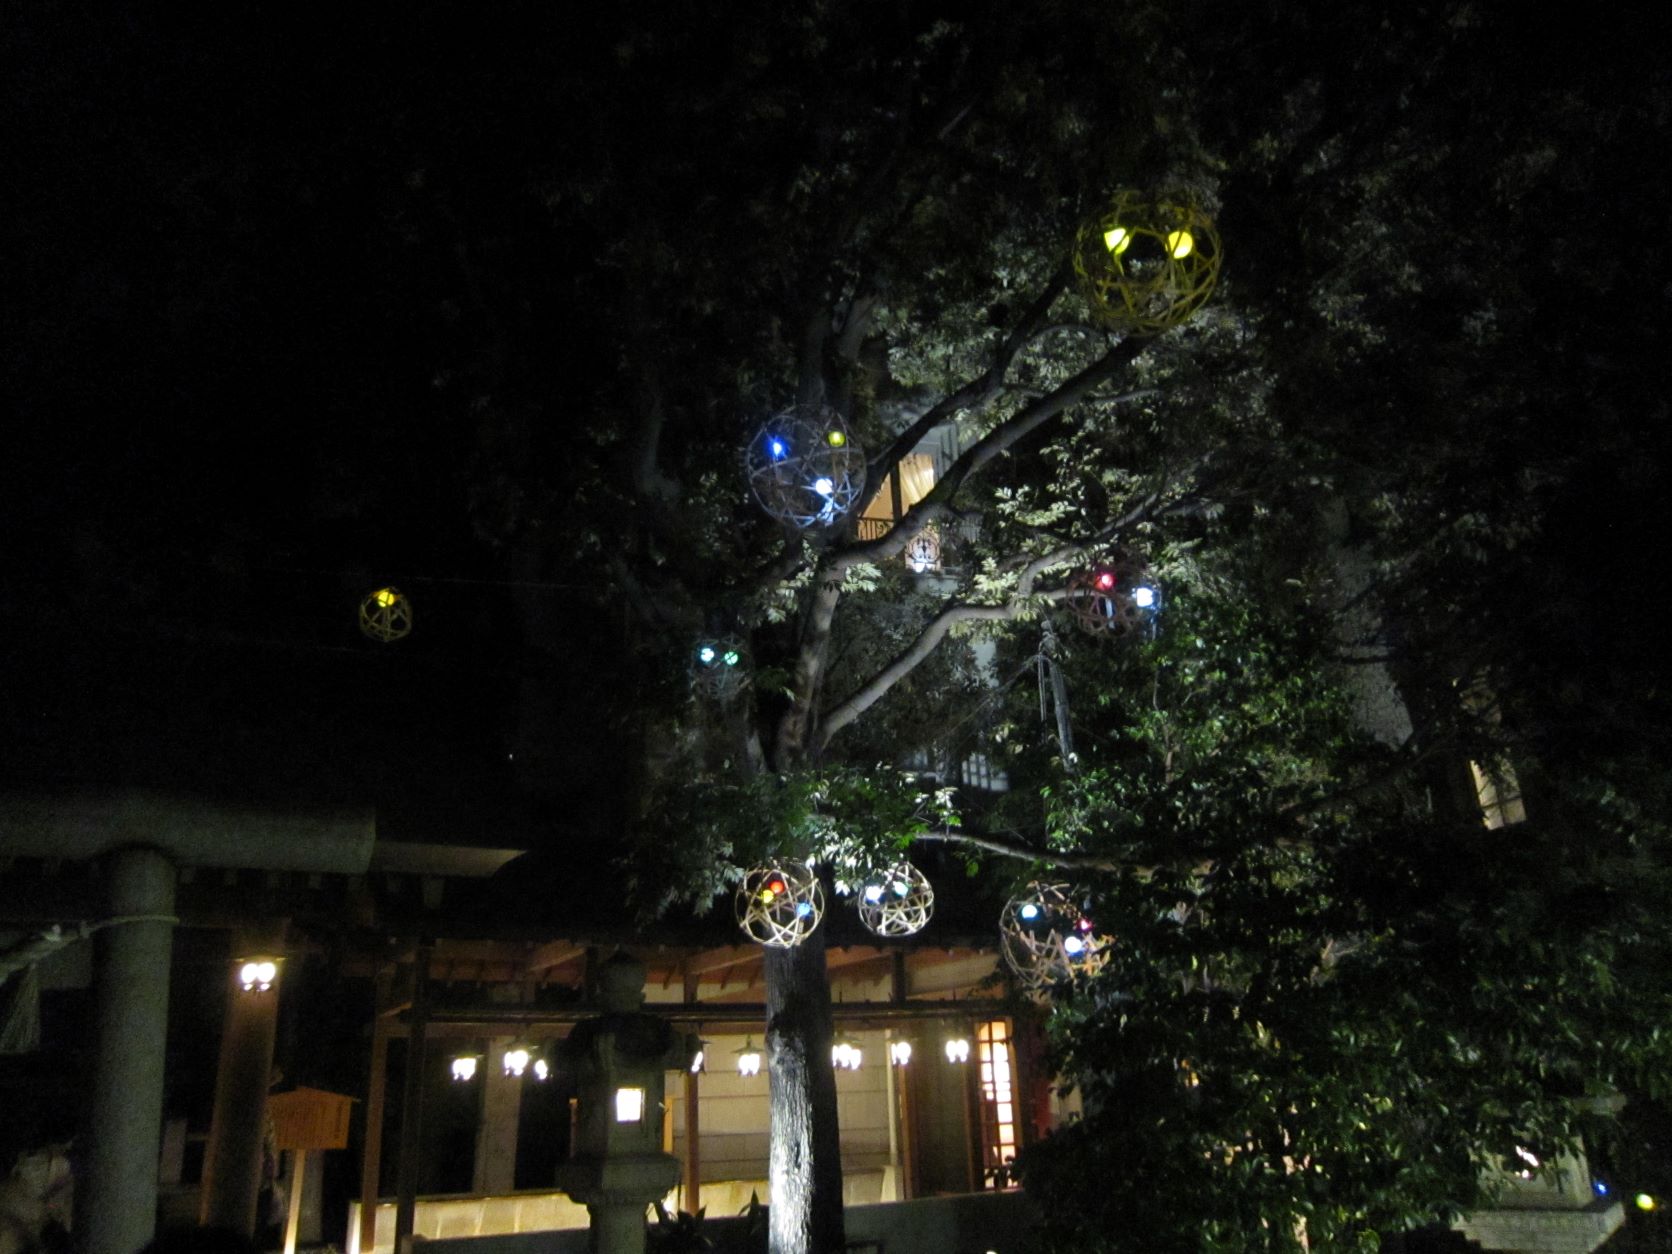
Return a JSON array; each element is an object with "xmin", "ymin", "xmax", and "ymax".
[
  {"xmin": 889, "ymin": 1040, "xmax": 913, "ymax": 1067},
  {"xmin": 831, "ymin": 1036, "xmax": 863, "ymax": 1071},
  {"xmin": 735, "ymin": 1038, "xmax": 762, "ymax": 1077},
  {"xmin": 237, "ymin": 959, "xmax": 278, "ymax": 993},
  {"xmin": 945, "ymin": 1037, "xmax": 971, "ymax": 1063},
  {"xmin": 502, "ymin": 1045, "xmax": 532, "ymax": 1078},
  {"xmin": 449, "ymin": 1055, "xmax": 480, "ymax": 1083}
]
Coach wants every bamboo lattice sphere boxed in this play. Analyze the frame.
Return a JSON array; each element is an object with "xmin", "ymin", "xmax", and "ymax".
[
  {"xmin": 736, "ymin": 861, "xmax": 825, "ymax": 948},
  {"xmin": 1063, "ymin": 555, "xmax": 1161, "ymax": 639},
  {"xmin": 999, "ymin": 882, "xmax": 1110, "ymax": 993},
  {"xmin": 745, "ymin": 407, "xmax": 867, "ymax": 529},
  {"xmin": 692, "ymin": 636, "xmax": 749, "ymax": 702},
  {"xmin": 359, "ymin": 586, "xmax": 413, "ymax": 642},
  {"xmin": 856, "ymin": 862, "xmax": 934, "ymax": 938},
  {"xmin": 1073, "ymin": 192, "xmax": 1222, "ymax": 334}
]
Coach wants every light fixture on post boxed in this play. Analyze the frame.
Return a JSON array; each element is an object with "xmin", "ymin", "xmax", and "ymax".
[
  {"xmin": 690, "ymin": 1041, "xmax": 708, "ymax": 1074},
  {"xmin": 889, "ymin": 1039, "xmax": 913, "ymax": 1068},
  {"xmin": 944, "ymin": 1036, "xmax": 971, "ymax": 1064},
  {"xmin": 449, "ymin": 1054, "xmax": 481, "ymax": 1083},
  {"xmin": 502, "ymin": 1044, "xmax": 535, "ymax": 1078},
  {"xmin": 734, "ymin": 1038, "xmax": 762, "ymax": 1077},
  {"xmin": 831, "ymin": 1035, "xmax": 863, "ymax": 1071},
  {"xmin": 236, "ymin": 957, "xmax": 280, "ymax": 993}
]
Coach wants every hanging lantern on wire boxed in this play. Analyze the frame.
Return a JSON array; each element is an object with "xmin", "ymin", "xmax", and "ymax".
[
  {"xmin": 856, "ymin": 861, "xmax": 935, "ymax": 938},
  {"xmin": 736, "ymin": 861, "xmax": 824, "ymax": 948},
  {"xmin": 359, "ymin": 586, "xmax": 413, "ymax": 642},
  {"xmin": 744, "ymin": 405, "xmax": 866, "ymax": 529},
  {"xmin": 692, "ymin": 635, "xmax": 749, "ymax": 702},
  {"xmin": 1073, "ymin": 191, "xmax": 1222, "ymax": 334},
  {"xmin": 999, "ymin": 882, "xmax": 1110, "ymax": 995},
  {"xmin": 1062, "ymin": 553, "xmax": 1161, "ymax": 639}
]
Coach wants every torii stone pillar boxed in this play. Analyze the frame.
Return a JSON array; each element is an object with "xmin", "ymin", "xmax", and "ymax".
[
  {"xmin": 0, "ymin": 791, "xmax": 374, "ymax": 1254},
  {"xmin": 78, "ymin": 846, "xmax": 177, "ymax": 1254}
]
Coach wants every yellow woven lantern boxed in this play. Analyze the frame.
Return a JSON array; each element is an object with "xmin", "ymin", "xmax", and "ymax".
[
  {"xmin": 1073, "ymin": 191, "xmax": 1222, "ymax": 334},
  {"xmin": 358, "ymin": 586, "xmax": 413, "ymax": 643}
]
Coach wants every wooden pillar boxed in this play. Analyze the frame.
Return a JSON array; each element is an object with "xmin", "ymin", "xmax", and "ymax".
[
  {"xmin": 393, "ymin": 943, "xmax": 432, "ymax": 1254},
  {"xmin": 681, "ymin": 976, "xmax": 701, "ymax": 1214},
  {"xmin": 282, "ymin": 1149, "xmax": 308, "ymax": 1254},
  {"xmin": 898, "ymin": 1053, "xmax": 916, "ymax": 1201},
  {"xmin": 357, "ymin": 1019, "xmax": 389, "ymax": 1254}
]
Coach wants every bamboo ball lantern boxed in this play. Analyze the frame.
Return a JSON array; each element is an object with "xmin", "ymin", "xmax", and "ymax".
[
  {"xmin": 359, "ymin": 586, "xmax": 413, "ymax": 642},
  {"xmin": 745, "ymin": 407, "xmax": 867, "ymax": 529},
  {"xmin": 856, "ymin": 861, "xmax": 935, "ymax": 937},
  {"xmin": 1063, "ymin": 555, "xmax": 1161, "ymax": 639},
  {"xmin": 1073, "ymin": 191, "xmax": 1222, "ymax": 334},
  {"xmin": 736, "ymin": 861, "xmax": 825, "ymax": 948},
  {"xmin": 999, "ymin": 882, "xmax": 1110, "ymax": 994},
  {"xmin": 692, "ymin": 636, "xmax": 749, "ymax": 702}
]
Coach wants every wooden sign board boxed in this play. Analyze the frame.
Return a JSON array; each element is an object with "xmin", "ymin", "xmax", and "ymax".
[{"xmin": 268, "ymin": 1087, "xmax": 357, "ymax": 1152}]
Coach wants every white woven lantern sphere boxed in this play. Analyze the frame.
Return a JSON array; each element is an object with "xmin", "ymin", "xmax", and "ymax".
[
  {"xmin": 692, "ymin": 636, "xmax": 749, "ymax": 702},
  {"xmin": 736, "ymin": 861, "xmax": 825, "ymax": 948},
  {"xmin": 359, "ymin": 586, "xmax": 413, "ymax": 642},
  {"xmin": 1073, "ymin": 191, "xmax": 1222, "ymax": 334},
  {"xmin": 857, "ymin": 862, "xmax": 934, "ymax": 938},
  {"xmin": 999, "ymin": 882, "xmax": 1110, "ymax": 994},
  {"xmin": 745, "ymin": 406, "xmax": 867, "ymax": 529},
  {"xmin": 1063, "ymin": 555, "xmax": 1161, "ymax": 639}
]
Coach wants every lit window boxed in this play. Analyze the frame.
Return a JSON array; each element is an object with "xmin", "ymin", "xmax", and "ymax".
[
  {"xmin": 615, "ymin": 1087, "xmax": 645, "ymax": 1123},
  {"xmin": 1470, "ymin": 759, "xmax": 1527, "ymax": 829},
  {"xmin": 976, "ymin": 1020, "xmax": 1018, "ymax": 1188},
  {"xmin": 858, "ymin": 453, "xmax": 939, "ymax": 542}
]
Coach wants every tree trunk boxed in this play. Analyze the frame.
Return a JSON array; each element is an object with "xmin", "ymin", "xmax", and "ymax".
[{"xmin": 764, "ymin": 921, "xmax": 845, "ymax": 1254}]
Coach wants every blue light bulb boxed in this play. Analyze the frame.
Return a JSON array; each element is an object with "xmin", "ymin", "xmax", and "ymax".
[
  {"xmin": 698, "ymin": 645, "xmax": 716, "ymax": 664},
  {"xmin": 1063, "ymin": 935, "xmax": 1086, "ymax": 956},
  {"xmin": 1019, "ymin": 903, "xmax": 1041, "ymax": 921},
  {"xmin": 863, "ymin": 885, "xmax": 884, "ymax": 904},
  {"xmin": 795, "ymin": 901, "xmax": 813, "ymax": 918},
  {"xmin": 768, "ymin": 437, "xmax": 788, "ymax": 461},
  {"xmin": 893, "ymin": 880, "xmax": 909, "ymax": 897}
]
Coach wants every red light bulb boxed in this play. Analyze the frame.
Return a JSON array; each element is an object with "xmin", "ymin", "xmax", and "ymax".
[
  {"xmin": 1095, "ymin": 571, "xmax": 1116, "ymax": 590},
  {"xmin": 767, "ymin": 879, "xmax": 786, "ymax": 895}
]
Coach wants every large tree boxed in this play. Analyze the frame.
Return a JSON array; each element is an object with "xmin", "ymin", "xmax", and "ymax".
[{"xmin": 9, "ymin": 3, "xmax": 1667, "ymax": 1252}]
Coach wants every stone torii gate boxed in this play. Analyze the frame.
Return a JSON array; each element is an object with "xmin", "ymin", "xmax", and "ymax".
[{"xmin": 0, "ymin": 791, "xmax": 373, "ymax": 1254}]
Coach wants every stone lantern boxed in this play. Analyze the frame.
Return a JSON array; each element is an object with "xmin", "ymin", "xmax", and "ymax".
[{"xmin": 557, "ymin": 952, "xmax": 701, "ymax": 1254}]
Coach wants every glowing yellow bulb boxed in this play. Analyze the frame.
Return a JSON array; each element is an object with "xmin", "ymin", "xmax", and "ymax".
[
  {"xmin": 374, "ymin": 588, "xmax": 399, "ymax": 608},
  {"xmin": 826, "ymin": 430, "xmax": 846, "ymax": 447},
  {"xmin": 1103, "ymin": 225, "xmax": 1132, "ymax": 255},
  {"xmin": 1167, "ymin": 230, "xmax": 1194, "ymax": 259},
  {"xmin": 760, "ymin": 889, "xmax": 776, "ymax": 903}
]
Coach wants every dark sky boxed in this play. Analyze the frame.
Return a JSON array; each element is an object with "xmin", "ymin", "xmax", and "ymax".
[
  {"xmin": 2, "ymin": 4, "xmax": 627, "ymax": 844},
  {"xmin": 4, "ymin": 3, "xmax": 1668, "ymax": 845}
]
